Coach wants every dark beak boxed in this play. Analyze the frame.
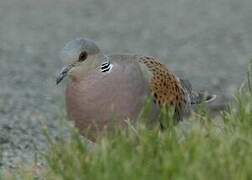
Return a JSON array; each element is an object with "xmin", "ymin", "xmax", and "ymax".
[{"xmin": 56, "ymin": 65, "xmax": 72, "ymax": 85}]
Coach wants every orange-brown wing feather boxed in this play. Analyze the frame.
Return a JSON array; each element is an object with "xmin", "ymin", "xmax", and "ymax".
[{"xmin": 138, "ymin": 56, "xmax": 190, "ymax": 120}]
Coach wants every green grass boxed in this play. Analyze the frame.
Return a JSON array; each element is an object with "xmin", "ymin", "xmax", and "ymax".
[
  {"xmin": 4, "ymin": 62, "xmax": 252, "ymax": 180},
  {"xmin": 37, "ymin": 88, "xmax": 252, "ymax": 179},
  {"xmin": 3, "ymin": 96, "xmax": 252, "ymax": 180}
]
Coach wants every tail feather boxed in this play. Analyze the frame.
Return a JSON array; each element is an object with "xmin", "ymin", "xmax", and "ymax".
[
  {"xmin": 179, "ymin": 78, "xmax": 216, "ymax": 105},
  {"xmin": 190, "ymin": 91, "xmax": 216, "ymax": 104}
]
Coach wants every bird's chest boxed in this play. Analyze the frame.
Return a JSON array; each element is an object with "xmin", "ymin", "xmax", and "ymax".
[{"xmin": 65, "ymin": 65, "xmax": 149, "ymax": 118}]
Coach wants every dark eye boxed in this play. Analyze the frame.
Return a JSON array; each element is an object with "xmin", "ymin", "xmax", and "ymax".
[{"xmin": 78, "ymin": 51, "xmax": 88, "ymax": 62}]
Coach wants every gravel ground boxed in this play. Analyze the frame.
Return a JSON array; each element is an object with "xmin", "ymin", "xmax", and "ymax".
[{"xmin": 0, "ymin": 0, "xmax": 252, "ymax": 168}]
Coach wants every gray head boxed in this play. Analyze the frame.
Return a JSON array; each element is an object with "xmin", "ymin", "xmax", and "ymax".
[{"xmin": 56, "ymin": 38, "xmax": 103, "ymax": 84}]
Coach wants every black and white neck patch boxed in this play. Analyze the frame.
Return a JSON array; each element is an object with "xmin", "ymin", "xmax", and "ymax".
[{"xmin": 100, "ymin": 56, "xmax": 113, "ymax": 73}]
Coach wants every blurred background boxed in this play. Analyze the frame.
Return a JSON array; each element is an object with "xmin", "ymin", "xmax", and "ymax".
[{"xmin": 0, "ymin": 0, "xmax": 251, "ymax": 168}]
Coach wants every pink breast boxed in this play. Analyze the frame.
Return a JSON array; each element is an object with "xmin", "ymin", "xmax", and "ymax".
[{"xmin": 65, "ymin": 62, "xmax": 150, "ymax": 140}]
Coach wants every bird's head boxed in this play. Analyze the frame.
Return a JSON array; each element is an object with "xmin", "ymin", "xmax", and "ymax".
[{"xmin": 56, "ymin": 38, "xmax": 102, "ymax": 84}]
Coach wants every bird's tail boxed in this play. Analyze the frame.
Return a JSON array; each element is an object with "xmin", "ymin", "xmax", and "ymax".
[
  {"xmin": 179, "ymin": 78, "xmax": 216, "ymax": 105},
  {"xmin": 190, "ymin": 91, "xmax": 216, "ymax": 104}
]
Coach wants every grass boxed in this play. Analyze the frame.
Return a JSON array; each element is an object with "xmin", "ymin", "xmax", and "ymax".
[
  {"xmin": 3, "ymin": 62, "xmax": 252, "ymax": 179},
  {"xmin": 7, "ymin": 92, "xmax": 252, "ymax": 179}
]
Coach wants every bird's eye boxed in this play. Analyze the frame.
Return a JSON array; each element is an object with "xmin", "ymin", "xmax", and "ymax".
[{"xmin": 78, "ymin": 51, "xmax": 88, "ymax": 62}]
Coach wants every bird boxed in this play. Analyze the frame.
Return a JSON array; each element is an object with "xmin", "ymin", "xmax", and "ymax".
[{"xmin": 56, "ymin": 38, "xmax": 216, "ymax": 140}]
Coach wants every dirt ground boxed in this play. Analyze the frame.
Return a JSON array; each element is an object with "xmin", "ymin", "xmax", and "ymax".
[{"xmin": 0, "ymin": 0, "xmax": 252, "ymax": 168}]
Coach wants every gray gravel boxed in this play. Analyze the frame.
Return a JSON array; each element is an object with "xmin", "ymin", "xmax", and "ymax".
[{"xmin": 0, "ymin": 0, "xmax": 252, "ymax": 168}]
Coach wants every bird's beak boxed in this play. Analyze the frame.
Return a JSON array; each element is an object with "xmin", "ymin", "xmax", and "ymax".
[{"xmin": 56, "ymin": 64, "xmax": 73, "ymax": 85}]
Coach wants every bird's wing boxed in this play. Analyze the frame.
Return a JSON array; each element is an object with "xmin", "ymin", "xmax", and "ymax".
[{"xmin": 137, "ymin": 56, "xmax": 191, "ymax": 121}]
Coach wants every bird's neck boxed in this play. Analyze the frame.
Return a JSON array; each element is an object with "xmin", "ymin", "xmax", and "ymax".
[{"xmin": 69, "ymin": 54, "xmax": 107, "ymax": 82}]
